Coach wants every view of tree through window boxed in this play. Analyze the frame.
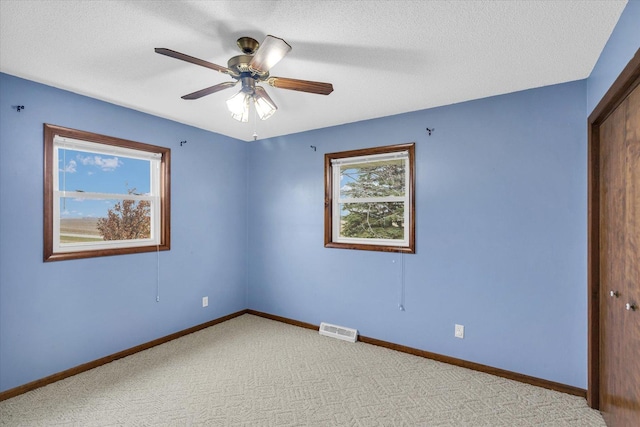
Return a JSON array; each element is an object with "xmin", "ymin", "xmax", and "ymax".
[
  {"xmin": 339, "ymin": 159, "xmax": 405, "ymax": 239},
  {"xmin": 96, "ymin": 191, "xmax": 151, "ymax": 241},
  {"xmin": 325, "ymin": 143, "xmax": 415, "ymax": 253}
]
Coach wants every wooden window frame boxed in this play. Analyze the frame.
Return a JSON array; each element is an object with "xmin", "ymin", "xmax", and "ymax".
[
  {"xmin": 324, "ymin": 143, "xmax": 415, "ymax": 253},
  {"xmin": 44, "ymin": 124, "xmax": 171, "ymax": 262}
]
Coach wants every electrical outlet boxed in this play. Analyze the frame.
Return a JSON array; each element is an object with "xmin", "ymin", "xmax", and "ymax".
[
  {"xmin": 455, "ymin": 324, "xmax": 464, "ymax": 339},
  {"xmin": 202, "ymin": 296, "xmax": 208, "ymax": 307}
]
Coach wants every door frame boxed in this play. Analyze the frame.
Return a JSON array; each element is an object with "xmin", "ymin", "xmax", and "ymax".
[{"xmin": 587, "ymin": 48, "xmax": 640, "ymax": 409}]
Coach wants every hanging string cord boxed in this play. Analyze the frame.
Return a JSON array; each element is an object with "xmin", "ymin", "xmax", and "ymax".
[
  {"xmin": 62, "ymin": 140, "xmax": 67, "ymax": 210},
  {"xmin": 399, "ymin": 253, "xmax": 406, "ymax": 311},
  {"xmin": 156, "ymin": 243, "xmax": 160, "ymax": 302},
  {"xmin": 253, "ymin": 101, "xmax": 258, "ymax": 141},
  {"xmin": 155, "ymin": 161, "xmax": 160, "ymax": 302}
]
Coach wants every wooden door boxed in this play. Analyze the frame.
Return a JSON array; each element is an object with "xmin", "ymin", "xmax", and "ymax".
[
  {"xmin": 599, "ymin": 79, "xmax": 640, "ymax": 427},
  {"xmin": 589, "ymin": 49, "xmax": 640, "ymax": 426}
]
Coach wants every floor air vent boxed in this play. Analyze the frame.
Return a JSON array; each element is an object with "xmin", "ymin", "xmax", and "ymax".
[{"xmin": 319, "ymin": 322, "xmax": 358, "ymax": 343}]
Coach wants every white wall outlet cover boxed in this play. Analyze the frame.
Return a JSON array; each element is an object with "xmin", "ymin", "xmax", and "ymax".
[
  {"xmin": 202, "ymin": 296, "xmax": 208, "ymax": 307},
  {"xmin": 455, "ymin": 324, "xmax": 464, "ymax": 339}
]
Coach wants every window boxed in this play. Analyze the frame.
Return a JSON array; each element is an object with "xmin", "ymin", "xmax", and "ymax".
[
  {"xmin": 324, "ymin": 143, "xmax": 415, "ymax": 253},
  {"xmin": 44, "ymin": 124, "xmax": 170, "ymax": 261}
]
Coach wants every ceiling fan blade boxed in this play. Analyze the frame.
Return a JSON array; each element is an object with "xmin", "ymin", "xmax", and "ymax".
[
  {"xmin": 267, "ymin": 77, "xmax": 334, "ymax": 95},
  {"xmin": 155, "ymin": 48, "xmax": 237, "ymax": 76},
  {"xmin": 249, "ymin": 35, "xmax": 292, "ymax": 74},
  {"xmin": 181, "ymin": 81, "xmax": 238, "ymax": 100}
]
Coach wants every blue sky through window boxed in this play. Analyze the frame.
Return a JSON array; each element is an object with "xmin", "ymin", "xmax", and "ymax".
[{"xmin": 58, "ymin": 149, "xmax": 151, "ymax": 218}]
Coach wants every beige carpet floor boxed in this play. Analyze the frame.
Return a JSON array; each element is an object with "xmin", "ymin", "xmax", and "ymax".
[{"xmin": 0, "ymin": 314, "xmax": 605, "ymax": 426}]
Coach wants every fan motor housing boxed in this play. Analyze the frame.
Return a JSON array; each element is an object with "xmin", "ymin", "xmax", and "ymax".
[{"xmin": 228, "ymin": 55, "xmax": 268, "ymax": 79}]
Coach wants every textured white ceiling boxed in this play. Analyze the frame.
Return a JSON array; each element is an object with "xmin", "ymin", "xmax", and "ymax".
[{"xmin": 0, "ymin": 1, "xmax": 627, "ymax": 142}]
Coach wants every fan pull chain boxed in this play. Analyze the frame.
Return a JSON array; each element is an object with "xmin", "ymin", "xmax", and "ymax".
[{"xmin": 253, "ymin": 102, "xmax": 258, "ymax": 141}]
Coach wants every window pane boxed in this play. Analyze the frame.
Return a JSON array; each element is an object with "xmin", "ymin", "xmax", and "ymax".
[
  {"xmin": 339, "ymin": 159, "xmax": 405, "ymax": 199},
  {"xmin": 339, "ymin": 202, "xmax": 405, "ymax": 240},
  {"xmin": 60, "ymin": 197, "xmax": 151, "ymax": 243},
  {"xmin": 58, "ymin": 148, "xmax": 151, "ymax": 194}
]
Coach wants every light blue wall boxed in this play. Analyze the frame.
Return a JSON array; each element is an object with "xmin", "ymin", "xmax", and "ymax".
[
  {"xmin": 0, "ymin": 73, "xmax": 248, "ymax": 392},
  {"xmin": 248, "ymin": 81, "xmax": 588, "ymax": 388},
  {"xmin": 587, "ymin": 0, "xmax": 640, "ymax": 114}
]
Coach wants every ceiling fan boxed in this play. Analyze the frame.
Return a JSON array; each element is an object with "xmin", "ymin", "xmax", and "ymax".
[{"xmin": 155, "ymin": 35, "xmax": 334, "ymax": 122}]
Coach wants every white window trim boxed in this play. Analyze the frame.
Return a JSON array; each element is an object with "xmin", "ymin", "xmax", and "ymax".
[
  {"xmin": 53, "ymin": 136, "xmax": 161, "ymax": 253},
  {"xmin": 332, "ymin": 151, "xmax": 410, "ymax": 247}
]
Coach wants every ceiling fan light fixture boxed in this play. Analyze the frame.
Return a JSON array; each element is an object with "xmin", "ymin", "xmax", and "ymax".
[
  {"xmin": 226, "ymin": 90, "xmax": 250, "ymax": 122},
  {"xmin": 249, "ymin": 35, "xmax": 292, "ymax": 74},
  {"xmin": 254, "ymin": 86, "xmax": 277, "ymax": 120}
]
